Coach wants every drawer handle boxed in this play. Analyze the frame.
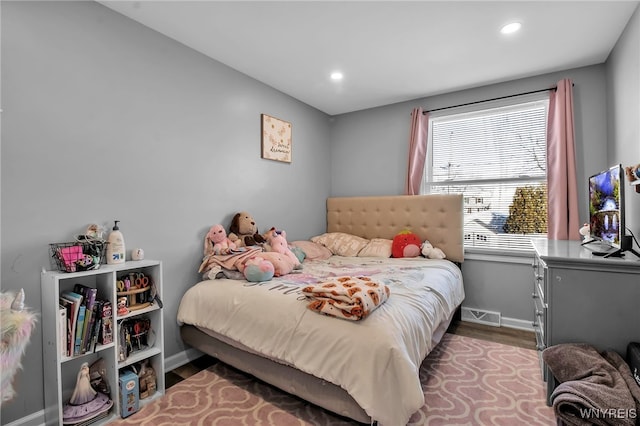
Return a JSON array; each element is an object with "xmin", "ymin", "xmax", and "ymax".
[
  {"xmin": 535, "ymin": 309, "xmax": 543, "ymax": 317},
  {"xmin": 532, "ymin": 292, "xmax": 538, "ymax": 299}
]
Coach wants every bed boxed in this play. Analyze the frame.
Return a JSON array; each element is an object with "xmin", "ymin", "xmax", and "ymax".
[{"xmin": 178, "ymin": 194, "xmax": 464, "ymax": 425}]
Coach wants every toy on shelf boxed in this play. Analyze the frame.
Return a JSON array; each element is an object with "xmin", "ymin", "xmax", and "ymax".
[
  {"xmin": 134, "ymin": 359, "xmax": 156, "ymax": 400},
  {"xmin": 62, "ymin": 361, "xmax": 113, "ymax": 424},
  {"xmin": 116, "ymin": 273, "xmax": 152, "ymax": 314}
]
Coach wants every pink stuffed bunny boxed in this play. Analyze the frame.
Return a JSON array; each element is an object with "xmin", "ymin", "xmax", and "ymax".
[
  {"xmin": 264, "ymin": 227, "xmax": 301, "ymax": 268},
  {"xmin": 205, "ymin": 224, "xmax": 237, "ymax": 256}
]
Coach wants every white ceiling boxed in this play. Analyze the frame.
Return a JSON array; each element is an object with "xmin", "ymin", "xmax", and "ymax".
[{"xmin": 98, "ymin": 1, "xmax": 639, "ymax": 115}]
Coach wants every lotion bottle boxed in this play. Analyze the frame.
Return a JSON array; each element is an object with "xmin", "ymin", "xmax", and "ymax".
[{"xmin": 106, "ymin": 220, "xmax": 126, "ymax": 264}]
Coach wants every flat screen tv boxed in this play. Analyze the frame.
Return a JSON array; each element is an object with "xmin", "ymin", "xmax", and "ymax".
[{"xmin": 587, "ymin": 164, "xmax": 625, "ymax": 256}]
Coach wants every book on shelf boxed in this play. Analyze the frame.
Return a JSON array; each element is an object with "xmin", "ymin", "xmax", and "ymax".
[
  {"xmin": 83, "ymin": 301, "xmax": 104, "ymax": 354},
  {"xmin": 73, "ymin": 304, "xmax": 86, "ymax": 356},
  {"xmin": 80, "ymin": 309, "xmax": 93, "ymax": 354},
  {"xmin": 60, "ymin": 291, "xmax": 83, "ymax": 357},
  {"xmin": 73, "ymin": 284, "xmax": 101, "ymax": 354},
  {"xmin": 73, "ymin": 284, "xmax": 97, "ymax": 309},
  {"xmin": 58, "ymin": 305, "xmax": 67, "ymax": 357},
  {"xmin": 58, "ymin": 298, "xmax": 72, "ymax": 357},
  {"xmin": 89, "ymin": 300, "xmax": 104, "ymax": 352}
]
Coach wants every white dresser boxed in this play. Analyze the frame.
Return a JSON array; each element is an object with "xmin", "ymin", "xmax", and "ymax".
[{"xmin": 531, "ymin": 238, "xmax": 640, "ymax": 401}]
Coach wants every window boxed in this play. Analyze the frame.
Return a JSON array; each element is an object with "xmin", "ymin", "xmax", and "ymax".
[{"xmin": 422, "ymin": 94, "xmax": 549, "ymax": 251}]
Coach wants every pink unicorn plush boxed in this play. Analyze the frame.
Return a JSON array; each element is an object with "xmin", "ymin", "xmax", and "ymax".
[{"xmin": 264, "ymin": 227, "xmax": 301, "ymax": 269}]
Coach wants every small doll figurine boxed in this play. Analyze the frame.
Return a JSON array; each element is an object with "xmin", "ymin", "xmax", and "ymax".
[
  {"xmin": 579, "ymin": 223, "xmax": 591, "ymax": 241},
  {"xmin": 62, "ymin": 361, "xmax": 113, "ymax": 424},
  {"xmin": 117, "ymin": 297, "xmax": 128, "ymax": 316},
  {"xmin": 69, "ymin": 362, "xmax": 96, "ymax": 405}
]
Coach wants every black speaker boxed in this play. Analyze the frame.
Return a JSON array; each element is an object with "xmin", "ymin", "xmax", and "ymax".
[{"xmin": 622, "ymin": 235, "xmax": 633, "ymax": 251}]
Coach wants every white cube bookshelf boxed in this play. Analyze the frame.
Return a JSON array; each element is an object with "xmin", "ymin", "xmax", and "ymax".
[{"xmin": 41, "ymin": 260, "xmax": 164, "ymax": 425}]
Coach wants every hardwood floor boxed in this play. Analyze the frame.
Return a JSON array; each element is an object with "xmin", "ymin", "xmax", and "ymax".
[
  {"xmin": 165, "ymin": 320, "xmax": 537, "ymax": 389},
  {"xmin": 446, "ymin": 319, "xmax": 537, "ymax": 350}
]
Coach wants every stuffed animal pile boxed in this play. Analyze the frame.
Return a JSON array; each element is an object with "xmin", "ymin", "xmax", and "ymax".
[
  {"xmin": 201, "ymin": 213, "xmax": 303, "ymax": 281},
  {"xmin": 202, "ymin": 216, "xmax": 449, "ymax": 283}
]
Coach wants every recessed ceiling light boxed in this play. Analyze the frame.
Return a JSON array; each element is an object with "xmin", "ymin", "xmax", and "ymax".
[
  {"xmin": 330, "ymin": 72, "xmax": 343, "ymax": 81},
  {"xmin": 500, "ymin": 22, "xmax": 521, "ymax": 34}
]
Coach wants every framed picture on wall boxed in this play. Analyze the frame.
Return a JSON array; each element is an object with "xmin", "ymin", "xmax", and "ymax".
[{"xmin": 261, "ymin": 114, "xmax": 292, "ymax": 163}]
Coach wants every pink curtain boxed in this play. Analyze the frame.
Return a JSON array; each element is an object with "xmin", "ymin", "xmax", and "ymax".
[
  {"xmin": 547, "ymin": 79, "xmax": 580, "ymax": 240},
  {"xmin": 405, "ymin": 108, "xmax": 429, "ymax": 195}
]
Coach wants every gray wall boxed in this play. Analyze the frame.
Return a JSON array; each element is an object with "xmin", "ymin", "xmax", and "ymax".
[
  {"xmin": 1, "ymin": 2, "xmax": 330, "ymax": 423},
  {"xmin": 330, "ymin": 66, "xmax": 609, "ymax": 213},
  {"xmin": 607, "ymin": 5, "xmax": 640, "ymax": 236},
  {"xmin": 330, "ymin": 65, "xmax": 610, "ymax": 327}
]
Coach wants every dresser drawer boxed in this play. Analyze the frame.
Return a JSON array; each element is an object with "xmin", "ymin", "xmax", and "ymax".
[
  {"xmin": 532, "ymin": 256, "xmax": 547, "ymax": 303},
  {"xmin": 532, "ymin": 255, "xmax": 548, "ymax": 382},
  {"xmin": 533, "ymin": 291, "xmax": 548, "ymax": 382},
  {"xmin": 532, "ymin": 288, "xmax": 546, "ymax": 346}
]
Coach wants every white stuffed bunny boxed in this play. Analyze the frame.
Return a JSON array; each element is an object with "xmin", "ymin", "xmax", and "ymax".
[{"xmin": 421, "ymin": 240, "xmax": 446, "ymax": 259}]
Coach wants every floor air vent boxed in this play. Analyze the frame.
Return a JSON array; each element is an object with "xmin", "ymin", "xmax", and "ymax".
[{"xmin": 461, "ymin": 307, "xmax": 501, "ymax": 327}]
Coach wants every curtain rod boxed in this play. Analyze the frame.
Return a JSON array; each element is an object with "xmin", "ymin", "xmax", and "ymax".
[{"xmin": 422, "ymin": 85, "xmax": 564, "ymax": 114}]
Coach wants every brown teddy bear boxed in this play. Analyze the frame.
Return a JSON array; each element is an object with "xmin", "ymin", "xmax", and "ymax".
[{"xmin": 228, "ymin": 212, "xmax": 266, "ymax": 247}]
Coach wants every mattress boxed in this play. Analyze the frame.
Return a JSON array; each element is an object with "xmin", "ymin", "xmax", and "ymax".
[{"xmin": 177, "ymin": 255, "xmax": 464, "ymax": 425}]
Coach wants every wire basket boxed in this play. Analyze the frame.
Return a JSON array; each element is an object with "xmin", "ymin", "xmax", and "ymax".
[{"xmin": 49, "ymin": 240, "xmax": 108, "ymax": 273}]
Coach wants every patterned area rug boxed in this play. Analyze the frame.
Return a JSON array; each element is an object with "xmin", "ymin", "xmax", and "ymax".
[{"xmin": 110, "ymin": 334, "xmax": 555, "ymax": 425}]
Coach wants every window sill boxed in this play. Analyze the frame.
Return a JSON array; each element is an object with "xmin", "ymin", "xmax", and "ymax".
[{"xmin": 463, "ymin": 247, "xmax": 534, "ymax": 265}]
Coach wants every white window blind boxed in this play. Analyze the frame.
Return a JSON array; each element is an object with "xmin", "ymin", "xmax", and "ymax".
[{"xmin": 423, "ymin": 96, "xmax": 549, "ymax": 251}]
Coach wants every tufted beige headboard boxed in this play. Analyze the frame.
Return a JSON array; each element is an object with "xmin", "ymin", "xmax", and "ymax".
[{"xmin": 326, "ymin": 194, "xmax": 464, "ymax": 263}]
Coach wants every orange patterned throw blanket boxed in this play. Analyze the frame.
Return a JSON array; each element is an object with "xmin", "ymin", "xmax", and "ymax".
[{"xmin": 302, "ymin": 276, "xmax": 390, "ymax": 321}]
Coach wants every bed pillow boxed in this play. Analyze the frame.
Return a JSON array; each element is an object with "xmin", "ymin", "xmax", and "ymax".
[
  {"xmin": 310, "ymin": 232, "xmax": 369, "ymax": 257},
  {"xmin": 358, "ymin": 238, "xmax": 393, "ymax": 258},
  {"xmin": 289, "ymin": 240, "xmax": 333, "ymax": 261}
]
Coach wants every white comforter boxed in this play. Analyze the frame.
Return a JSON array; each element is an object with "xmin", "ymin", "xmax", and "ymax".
[{"xmin": 177, "ymin": 256, "xmax": 464, "ymax": 425}]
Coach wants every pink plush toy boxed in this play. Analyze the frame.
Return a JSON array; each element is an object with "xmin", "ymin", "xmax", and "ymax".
[
  {"xmin": 264, "ymin": 227, "xmax": 301, "ymax": 269},
  {"xmin": 205, "ymin": 224, "xmax": 237, "ymax": 256},
  {"xmin": 242, "ymin": 255, "xmax": 275, "ymax": 282},
  {"xmin": 259, "ymin": 252, "xmax": 297, "ymax": 277}
]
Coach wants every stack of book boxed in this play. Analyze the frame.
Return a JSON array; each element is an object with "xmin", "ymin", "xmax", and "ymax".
[{"xmin": 58, "ymin": 285, "xmax": 113, "ymax": 357}]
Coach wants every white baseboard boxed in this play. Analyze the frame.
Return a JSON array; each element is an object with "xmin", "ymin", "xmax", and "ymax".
[
  {"xmin": 462, "ymin": 315, "xmax": 534, "ymax": 332},
  {"xmin": 500, "ymin": 316, "xmax": 534, "ymax": 331}
]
